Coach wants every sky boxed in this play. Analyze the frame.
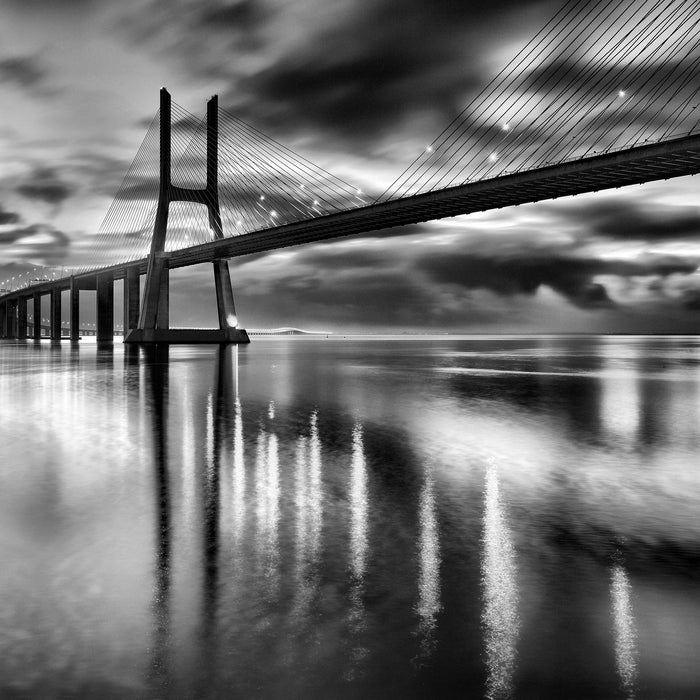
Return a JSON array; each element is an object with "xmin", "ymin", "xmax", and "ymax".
[{"xmin": 1, "ymin": 0, "xmax": 699, "ymax": 333}]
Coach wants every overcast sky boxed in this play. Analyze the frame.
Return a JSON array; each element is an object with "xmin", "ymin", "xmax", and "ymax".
[{"xmin": 1, "ymin": 0, "xmax": 699, "ymax": 332}]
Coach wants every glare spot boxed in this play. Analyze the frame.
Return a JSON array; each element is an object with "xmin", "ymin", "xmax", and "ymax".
[{"xmin": 226, "ymin": 313, "xmax": 238, "ymax": 328}]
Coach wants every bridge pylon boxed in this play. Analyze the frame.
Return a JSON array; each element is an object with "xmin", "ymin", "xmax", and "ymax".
[{"xmin": 125, "ymin": 88, "xmax": 250, "ymax": 344}]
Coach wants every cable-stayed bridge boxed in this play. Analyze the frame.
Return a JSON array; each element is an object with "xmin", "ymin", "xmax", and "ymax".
[{"xmin": 1, "ymin": 0, "xmax": 699, "ymax": 342}]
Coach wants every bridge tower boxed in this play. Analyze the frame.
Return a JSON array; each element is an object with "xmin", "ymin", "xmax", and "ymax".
[{"xmin": 125, "ymin": 88, "xmax": 249, "ymax": 344}]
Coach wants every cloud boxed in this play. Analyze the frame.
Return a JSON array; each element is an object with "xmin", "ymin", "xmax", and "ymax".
[
  {"xmin": 0, "ymin": 222, "xmax": 71, "ymax": 266},
  {"xmin": 0, "ymin": 203, "xmax": 21, "ymax": 225},
  {"xmin": 417, "ymin": 245, "xmax": 698, "ymax": 307},
  {"xmin": 117, "ymin": 0, "xmax": 540, "ymax": 153},
  {"xmin": 564, "ymin": 199, "xmax": 700, "ymax": 242},
  {"xmin": 15, "ymin": 166, "xmax": 75, "ymax": 206},
  {"xmin": 0, "ymin": 53, "xmax": 57, "ymax": 97},
  {"xmin": 0, "ymin": 222, "xmax": 70, "ymax": 246}
]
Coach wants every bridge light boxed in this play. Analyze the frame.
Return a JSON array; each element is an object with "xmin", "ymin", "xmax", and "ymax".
[
  {"xmin": 502, "ymin": 123, "xmax": 510, "ymax": 131},
  {"xmin": 227, "ymin": 313, "xmax": 238, "ymax": 328},
  {"xmin": 313, "ymin": 199, "xmax": 319, "ymax": 206},
  {"xmin": 260, "ymin": 194, "xmax": 265, "ymax": 201},
  {"xmin": 426, "ymin": 145, "xmax": 433, "ymax": 153},
  {"xmin": 270, "ymin": 210, "xmax": 277, "ymax": 218},
  {"xmin": 618, "ymin": 90, "xmax": 626, "ymax": 98},
  {"xmin": 489, "ymin": 153, "xmax": 498, "ymax": 162}
]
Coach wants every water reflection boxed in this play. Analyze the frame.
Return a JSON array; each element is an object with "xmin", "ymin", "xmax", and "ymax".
[
  {"xmin": 349, "ymin": 422, "xmax": 368, "ymax": 580},
  {"xmin": 415, "ymin": 470, "xmax": 441, "ymax": 663},
  {"xmin": 308, "ymin": 411, "xmax": 322, "ymax": 561},
  {"xmin": 482, "ymin": 463, "xmax": 518, "ymax": 700},
  {"xmin": 345, "ymin": 421, "xmax": 369, "ymax": 680},
  {"xmin": 255, "ymin": 417, "xmax": 280, "ymax": 600},
  {"xmin": 611, "ymin": 560, "xmax": 637, "ymax": 699},
  {"xmin": 142, "ymin": 346, "xmax": 171, "ymax": 696},
  {"xmin": 2, "ymin": 337, "xmax": 700, "ymax": 697},
  {"xmin": 231, "ymin": 394, "xmax": 245, "ymax": 543}
]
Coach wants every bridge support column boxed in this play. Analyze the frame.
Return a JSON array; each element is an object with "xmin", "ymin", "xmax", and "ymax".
[
  {"xmin": 17, "ymin": 298, "xmax": 27, "ymax": 340},
  {"xmin": 157, "ymin": 261, "xmax": 169, "ymax": 330},
  {"xmin": 50, "ymin": 289, "xmax": 61, "ymax": 341},
  {"xmin": 124, "ymin": 88, "xmax": 249, "ymax": 345},
  {"xmin": 0, "ymin": 302, "xmax": 6, "ymax": 338},
  {"xmin": 214, "ymin": 259, "xmax": 238, "ymax": 329},
  {"xmin": 70, "ymin": 277, "xmax": 80, "ymax": 342},
  {"xmin": 97, "ymin": 272, "xmax": 114, "ymax": 343},
  {"xmin": 124, "ymin": 266, "xmax": 140, "ymax": 332},
  {"xmin": 33, "ymin": 293, "xmax": 41, "ymax": 340}
]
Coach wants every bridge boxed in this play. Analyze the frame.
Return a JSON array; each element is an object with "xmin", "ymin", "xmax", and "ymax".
[{"xmin": 1, "ymin": 0, "xmax": 698, "ymax": 343}]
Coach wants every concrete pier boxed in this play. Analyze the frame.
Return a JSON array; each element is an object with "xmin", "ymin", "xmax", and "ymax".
[{"xmin": 96, "ymin": 272, "xmax": 114, "ymax": 343}]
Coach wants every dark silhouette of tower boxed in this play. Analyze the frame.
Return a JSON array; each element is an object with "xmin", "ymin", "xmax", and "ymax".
[{"xmin": 125, "ymin": 88, "xmax": 249, "ymax": 344}]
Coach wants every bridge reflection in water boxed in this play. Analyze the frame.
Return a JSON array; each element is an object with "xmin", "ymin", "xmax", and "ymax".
[{"xmin": 1, "ymin": 336, "xmax": 699, "ymax": 697}]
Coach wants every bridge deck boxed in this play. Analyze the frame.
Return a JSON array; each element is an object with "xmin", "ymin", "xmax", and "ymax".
[{"xmin": 2, "ymin": 132, "xmax": 699, "ymax": 302}]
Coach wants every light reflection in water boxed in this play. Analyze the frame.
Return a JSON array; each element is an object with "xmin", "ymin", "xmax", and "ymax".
[
  {"xmin": 482, "ymin": 464, "xmax": 518, "ymax": 700},
  {"xmin": 293, "ymin": 436, "xmax": 312, "ymax": 621},
  {"xmin": 231, "ymin": 396, "xmax": 245, "ymax": 542},
  {"xmin": 600, "ymin": 344, "xmax": 640, "ymax": 441},
  {"xmin": 181, "ymin": 385, "xmax": 195, "ymax": 529},
  {"xmin": 345, "ymin": 421, "xmax": 369, "ymax": 680},
  {"xmin": 350, "ymin": 422, "xmax": 368, "ymax": 580},
  {"xmin": 415, "ymin": 471, "xmax": 441, "ymax": 662},
  {"xmin": 308, "ymin": 412, "xmax": 322, "ymax": 560},
  {"xmin": 255, "ymin": 420, "xmax": 280, "ymax": 598},
  {"xmin": 292, "ymin": 413, "xmax": 324, "ymax": 629},
  {"xmin": 611, "ymin": 563, "xmax": 637, "ymax": 699}
]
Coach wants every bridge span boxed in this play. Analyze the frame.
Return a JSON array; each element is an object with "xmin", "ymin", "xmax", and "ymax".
[{"xmin": 1, "ymin": 131, "xmax": 699, "ymax": 343}]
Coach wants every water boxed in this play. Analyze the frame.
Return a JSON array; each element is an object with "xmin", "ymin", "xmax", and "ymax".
[{"xmin": 0, "ymin": 335, "xmax": 699, "ymax": 699}]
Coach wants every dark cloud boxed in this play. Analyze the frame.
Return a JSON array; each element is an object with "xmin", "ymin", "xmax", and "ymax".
[
  {"xmin": 0, "ymin": 222, "xmax": 69, "ymax": 245},
  {"xmin": 16, "ymin": 166, "xmax": 75, "ymax": 206},
  {"xmin": 0, "ymin": 204, "xmax": 21, "ymax": 225},
  {"xmin": 537, "ymin": 196, "xmax": 700, "ymax": 243},
  {"xmin": 0, "ymin": 53, "xmax": 57, "ymax": 97},
  {"xmin": 231, "ymin": 0, "xmax": 535, "ymax": 148},
  {"xmin": 416, "ymin": 249, "xmax": 697, "ymax": 308},
  {"xmin": 118, "ymin": 0, "xmax": 546, "ymax": 151},
  {"xmin": 681, "ymin": 289, "xmax": 700, "ymax": 311}
]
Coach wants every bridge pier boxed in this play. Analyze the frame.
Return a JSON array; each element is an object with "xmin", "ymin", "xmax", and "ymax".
[
  {"xmin": 97, "ymin": 272, "xmax": 114, "ymax": 343},
  {"xmin": 157, "ymin": 261, "xmax": 169, "ymax": 330},
  {"xmin": 33, "ymin": 293, "xmax": 41, "ymax": 340},
  {"xmin": 0, "ymin": 302, "xmax": 6, "ymax": 339},
  {"xmin": 17, "ymin": 298, "xmax": 27, "ymax": 340},
  {"xmin": 4, "ymin": 299, "xmax": 18, "ymax": 339},
  {"xmin": 50, "ymin": 289, "xmax": 61, "ymax": 341},
  {"xmin": 70, "ymin": 277, "xmax": 80, "ymax": 342},
  {"xmin": 124, "ymin": 266, "xmax": 140, "ymax": 333}
]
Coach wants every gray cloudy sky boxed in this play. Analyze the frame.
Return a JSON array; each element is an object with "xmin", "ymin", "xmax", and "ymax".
[{"xmin": 1, "ymin": 0, "xmax": 699, "ymax": 332}]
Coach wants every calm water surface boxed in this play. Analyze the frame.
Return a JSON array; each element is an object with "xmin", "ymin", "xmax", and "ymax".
[{"xmin": 0, "ymin": 335, "xmax": 698, "ymax": 699}]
